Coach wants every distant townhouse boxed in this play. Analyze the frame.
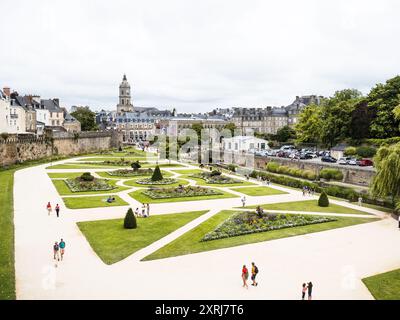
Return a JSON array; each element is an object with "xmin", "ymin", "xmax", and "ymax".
[
  {"xmin": 231, "ymin": 95, "xmax": 323, "ymax": 135},
  {"xmin": 0, "ymin": 89, "xmax": 11, "ymax": 133}
]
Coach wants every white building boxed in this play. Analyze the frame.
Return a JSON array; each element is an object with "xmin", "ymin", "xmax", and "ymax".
[
  {"xmin": 0, "ymin": 90, "xmax": 11, "ymax": 133},
  {"xmin": 223, "ymin": 136, "xmax": 270, "ymax": 153}
]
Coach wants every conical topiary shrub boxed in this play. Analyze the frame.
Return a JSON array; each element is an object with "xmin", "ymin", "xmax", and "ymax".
[
  {"xmin": 151, "ymin": 165, "xmax": 164, "ymax": 181},
  {"xmin": 318, "ymin": 191, "xmax": 329, "ymax": 207},
  {"xmin": 124, "ymin": 208, "xmax": 137, "ymax": 229}
]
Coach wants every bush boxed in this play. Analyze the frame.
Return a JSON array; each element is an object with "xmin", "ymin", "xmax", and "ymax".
[
  {"xmin": 151, "ymin": 165, "xmax": 164, "ymax": 181},
  {"xmin": 80, "ymin": 172, "xmax": 94, "ymax": 181},
  {"xmin": 319, "ymin": 168, "xmax": 344, "ymax": 181},
  {"xmin": 210, "ymin": 170, "xmax": 222, "ymax": 177},
  {"xmin": 344, "ymin": 147, "xmax": 357, "ymax": 156},
  {"xmin": 356, "ymin": 146, "xmax": 376, "ymax": 158},
  {"xmin": 227, "ymin": 164, "xmax": 236, "ymax": 172},
  {"xmin": 318, "ymin": 191, "xmax": 329, "ymax": 207},
  {"xmin": 124, "ymin": 208, "xmax": 137, "ymax": 229},
  {"xmin": 131, "ymin": 161, "xmax": 141, "ymax": 172},
  {"xmin": 266, "ymin": 161, "xmax": 280, "ymax": 172}
]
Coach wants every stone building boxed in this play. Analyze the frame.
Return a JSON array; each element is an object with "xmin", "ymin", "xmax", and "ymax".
[{"xmin": 231, "ymin": 95, "xmax": 323, "ymax": 135}]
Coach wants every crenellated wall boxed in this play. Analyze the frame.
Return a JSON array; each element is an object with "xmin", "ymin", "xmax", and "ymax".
[{"xmin": 0, "ymin": 131, "xmax": 122, "ymax": 167}]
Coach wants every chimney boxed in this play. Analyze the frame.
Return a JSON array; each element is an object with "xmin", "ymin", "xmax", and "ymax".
[
  {"xmin": 53, "ymin": 98, "xmax": 60, "ymax": 106},
  {"xmin": 3, "ymin": 87, "xmax": 10, "ymax": 97}
]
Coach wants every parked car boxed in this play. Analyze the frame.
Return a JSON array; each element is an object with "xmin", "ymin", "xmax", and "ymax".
[
  {"xmin": 321, "ymin": 156, "xmax": 337, "ymax": 163},
  {"xmin": 348, "ymin": 158, "xmax": 358, "ymax": 165},
  {"xmin": 338, "ymin": 157, "xmax": 348, "ymax": 165},
  {"xmin": 357, "ymin": 158, "xmax": 374, "ymax": 167},
  {"xmin": 280, "ymin": 145, "xmax": 296, "ymax": 151}
]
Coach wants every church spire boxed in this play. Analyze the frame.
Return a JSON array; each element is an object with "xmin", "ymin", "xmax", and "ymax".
[{"xmin": 123, "ymin": 74, "xmax": 127, "ymax": 81}]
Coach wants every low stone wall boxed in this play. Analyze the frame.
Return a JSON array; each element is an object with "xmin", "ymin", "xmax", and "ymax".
[
  {"xmin": 0, "ymin": 131, "xmax": 122, "ymax": 167},
  {"xmin": 253, "ymin": 156, "xmax": 375, "ymax": 186}
]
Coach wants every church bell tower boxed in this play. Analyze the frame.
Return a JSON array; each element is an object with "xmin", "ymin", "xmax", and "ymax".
[{"xmin": 117, "ymin": 74, "xmax": 134, "ymax": 114}]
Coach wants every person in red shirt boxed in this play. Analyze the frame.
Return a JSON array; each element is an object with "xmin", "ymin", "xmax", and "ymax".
[
  {"xmin": 46, "ymin": 202, "xmax": 52, "ymax": 216},
  {"xmin": 242, "ymin": 265, "xmax": 249, "ymax": 289}
]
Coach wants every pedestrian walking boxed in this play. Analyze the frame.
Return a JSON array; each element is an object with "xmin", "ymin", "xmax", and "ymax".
[
  {"xmin": 241, "ymin": 196, "xmax": 246, "ymax": 207},
  {"xmin": 55, "ymin": 204, "xmax": 60, "ymax": 218},
  {"xmin": 302, "ymin": 283, "xmax": 307, "ymax": 300},
  {"xmin": 141, "ymin": 203, "xmax": 146, "ymax": 217},
  {"xmin": 358, "ymin": 196, "xmax": 363, "ymax": 207},
  {"xmin": 59, "ymin": 239, "xmax": 66, "ymax": 260},
  {"xmin": 53, "ymin": 242, "xmax": 60, "ymax": 261},
  {"xmin": 135, "ymin": 207, "xmax": 139, "ymax": 217},
  {"xmin": 146, "ymin": 203, "xmax": 150, "ymax": 217},
  {"xmin": 242, "ymin": 265, "xmax": 249, "ymax": 289},
  {"xmin": 46, "ymin": 202, "xmax": 52, "ymax": 215},
  {"xmin": 251, "ymin": 262, "xmax": 258, "ymax": 286},
  {"xmin": 307, "ymin": 281, "xmax": 313, "ymax": 300}
]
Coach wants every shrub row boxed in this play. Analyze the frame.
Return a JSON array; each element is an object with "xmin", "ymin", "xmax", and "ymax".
[
  {"xmin": 250, "ymin": 169, "xmax": 394, "ymax": 208},
  {"xmin": 344, "ymin": 146, "xmax": 377, "ymax": 158},
  {"xmin": 266, "ymin": 161, "xmax": 317, "ymax": 181},
  {"xmin": 319, "ymin": 168, "xmax": 344, "ymax": 181}
]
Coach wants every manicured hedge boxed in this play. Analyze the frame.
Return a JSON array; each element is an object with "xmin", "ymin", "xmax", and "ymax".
[
  {"xmin": 266, "ymin": 161, "xmax": 317, "ymax": 181},
  {"xmin": 319, "ymin": 168, "xmax": 344, "ymax": 181}
]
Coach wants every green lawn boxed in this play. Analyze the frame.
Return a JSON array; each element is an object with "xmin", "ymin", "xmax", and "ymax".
[
  {"xmin": 63, "ymin": 195, "xmax": 128, "ymax": 209},
  {"xmin": 229, "ymin": 186, "xmax": 288, "ymax": 196},
  {"xmin": 123, "ymin": 178, "xmax": 189, "ymax": 188},
  {"xmin": 51, "ymin": 179, "xmax": 129, "ymax": 195},
  {"xmin": 75, "ymin": 157, "xmax": 158, "ymax": 162},
  {"xmin": 363, "ymin": 269, "xmax": 400, "ymax": 300},
  {"xmin": 96, "ymin": 170, "xmax": 172, "ymax": 179},
  {"xmin": 243, "ymin": 199, "xmax": 371, "ymax": 215},
  {"xmin": 0, "ymin": 170, "xmax": 16, "ymax": 299},
  {"xmin": 183, "ymin": 175, "xmax": 256, "ymax": 187},
  {"xmin": 46, "ymin": 163, "xmax": 125, "ymax": 169},
  {"xmin": 143, "ymin": 210, "xmax": 379, "ymax": 261},
  {"xmin": 141, "ymin": 163, "xmax": 187, "ymax": 168},
  {"xmin": 129, "ymin": 188, "xmax": 238, "ymax": 204},
  {"xmin": 171, "ymin": 169, "xmax": 204, "ymax": 175},
  {"xmin": 78, "ymin": 210, "xmax": 208, "ymax": 264},
  {"xmin": 48, "ymin": 172, "xmax": 86, "ymax": 179}
]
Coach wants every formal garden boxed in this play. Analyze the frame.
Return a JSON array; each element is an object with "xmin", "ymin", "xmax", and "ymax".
[
  {"xmin": 143, "ymin": 210, "xmax": 378, "ymax": 261},
  {"xmin": 190, "ymin": 170, "xmax": 243, "ymax": 185}
]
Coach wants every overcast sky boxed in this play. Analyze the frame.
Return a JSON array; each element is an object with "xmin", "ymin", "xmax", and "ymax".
[{"xmin": 1, "ymin": 0, "xmax": 399, "ymax": 112}]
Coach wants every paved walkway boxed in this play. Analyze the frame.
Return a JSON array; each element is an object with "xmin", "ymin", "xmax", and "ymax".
[{"xmin": 13, "ymin": 157, "xmax": 400, "ymax": 299}]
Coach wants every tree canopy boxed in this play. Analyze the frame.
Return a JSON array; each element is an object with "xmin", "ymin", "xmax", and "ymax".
[
  {"xmin": 71, "ymin": 107, "xmax": 98, "ymax": 131},
  {"xmin": 371, "ymin": 143, "xmax": 400, "ymax": 206}
]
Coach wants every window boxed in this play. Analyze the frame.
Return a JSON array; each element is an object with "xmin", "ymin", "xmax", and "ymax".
[
  {"xmin": 235, "ymin": 143, "xmax": 238, "ymax": 151},
  {"xmin": 249, "ymin": 143, "xmax": 254, "ymax": 150}
]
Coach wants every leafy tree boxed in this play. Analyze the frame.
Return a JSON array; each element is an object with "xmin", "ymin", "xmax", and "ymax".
[
  {"xmin": 349, "ymin": 99, "xmax": 375, "ymax": 141},
  {"xmin": 275, "ymin": 125, "xmax": 296, "ymax": 142},
  {"xmin": 368, "ymin": 76, "xmax": 400, "ymax": 138},
  {"xmin": 71, "ymin": 107, "xmax": 98, "ymax": 131},
  {"xmin": 371, "ymin": 143, "xmax": 400, "ymax": 206},
  {"xmin": 394, "ymin": 104, "xmax": 400, "ymax": 131},
  {"xmin": 223, "ymin": 123, "xmax": 236, "ymax": 136},
  {"xmin": 151, "ymin": 165, "xmax": 164, "ymax": 181},
  {"xmin": 295, "ymin": 104, "xmax": 323, "ymax": 144},
  {"xmin": 319, "ymin": 89, "xmax": 362, "ymax": 148},
  {"xmin": 318, "ymin": 191, "xmax": 329, "ymax": 207},
  {"xmin": 124, "ymin": 208, "xmax": 137, "ymax": 229}
]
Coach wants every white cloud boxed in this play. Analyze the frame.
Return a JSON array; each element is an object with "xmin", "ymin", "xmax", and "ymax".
[{"xmin": 0, "ymin": 0, "xmax": 399, "ymax": 112}]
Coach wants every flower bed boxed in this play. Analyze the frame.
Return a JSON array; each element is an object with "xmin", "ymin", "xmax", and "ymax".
[
  {"xmin": 81, "ymin": 160, "xmax": 149, "ymax": 166},
  {"xmin": 190, "ymin": 172, "xmax": 243, "ymax": 184},
  {"xmin": 65, "ymin": 177, "xmax": 115, "ymax": 192},
  {"xmin": 136, "ymin": 178, "xmax": 178, "ymax": 185},
  {"xmin": 143, "ymin": 186, "xmax": 222, "ymax": 199},
  {"xmin": 201, "ymin": 211, "xmax": 336, "ymax": 241},
  {"xmin": 108, "ymin": 169, "xmax": 153, "ymax": 177}
]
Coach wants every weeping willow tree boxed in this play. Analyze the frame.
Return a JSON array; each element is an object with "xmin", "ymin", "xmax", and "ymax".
[{"xmin": 371, "ymin": 143, "xmax": 400, "ymax": 209}]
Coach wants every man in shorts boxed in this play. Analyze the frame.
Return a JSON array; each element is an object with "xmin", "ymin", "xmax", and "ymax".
[
  {"xmin": 59, "ymin": 239, "xmax": 66, "ymax": 261},
  {"xmin": 251, "ymin": 262, "xmax": 258, "ymax": 286},
  {"xmin": 53, "ymin": 242, "xmax": 60, "ymax": 261}
]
